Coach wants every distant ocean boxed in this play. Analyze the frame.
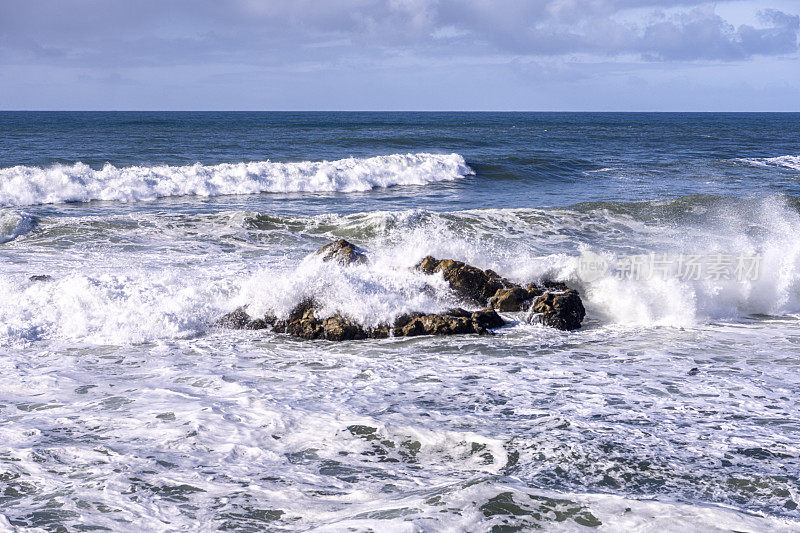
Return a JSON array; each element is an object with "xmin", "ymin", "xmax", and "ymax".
[{"xmin": 1, "ymin": 112, "xmax": 800, "ymax": 531}]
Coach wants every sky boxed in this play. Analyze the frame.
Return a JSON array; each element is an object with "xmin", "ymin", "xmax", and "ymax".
[{"xmin": 0, "ymin": 0, "xmax": 798, "ymax": 111}]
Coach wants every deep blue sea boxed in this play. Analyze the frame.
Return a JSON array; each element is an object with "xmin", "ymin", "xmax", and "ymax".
[{"xmin": 1, "ymin": 112, "xmax": 800, "ymax": 532}]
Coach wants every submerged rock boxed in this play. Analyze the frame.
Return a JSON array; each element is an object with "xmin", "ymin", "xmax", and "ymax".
[
  {"xmin": 29, "ymin": 275, "xmax": 52, "ymax": 282},
  {"xmin": 315, "ymin": 239, "xmax": 368, "ymax": 266}
]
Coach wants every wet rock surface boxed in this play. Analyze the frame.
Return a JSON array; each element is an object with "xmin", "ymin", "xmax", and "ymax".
[
  {"xmin": 416, "ymin": 255, "xmax": 586, "ymax": 330},
  {"xmin": 215, "ymin": 307, "xmax": 275, "ymax": 330},
  {"xmin": 216, "ymin": 241, "xmax": 586, "ymax": 340},
  {"xmin": 315, "ymin": 239, "xmax": 368, "ymax": 265},
  {"xmin": 392, "ymin": 308, "xmax": 504, "ymax": 337},
  {"xmin": 531, "ymin": 290, "xmax": 586, "ymax": 331},
  {"xmin": 415, "ymin": 256, "xmax": 510, "ymax": 304}
]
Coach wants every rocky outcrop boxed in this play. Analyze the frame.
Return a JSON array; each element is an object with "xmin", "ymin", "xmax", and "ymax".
[
  {"xmin": 416, "ymin": 255, "xmax": 585, "ymax": 330},
  {"xmin": 531, "ymin": 290, "xmax": 585, "ymax": 331},
  {"xmin": 415, "ymin": 256, "xmax": 510, "ymax": 304},
  {"xmin": 315, "ymin": 239, "xmax": 368, "ymax": 266},
  {"xmin": 269, "ymin": 301, "xmax": 505, "ymax": 340},
  {"xmin": 393, "ymin": 308, "xmax": 504, "ymax": 337},
  {"xmin": 216, "ymin": 241, "xmax": 586, "ymax": 340}
]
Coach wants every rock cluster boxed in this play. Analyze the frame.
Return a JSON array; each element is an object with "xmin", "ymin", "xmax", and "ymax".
[
  {"xmin": 216, "ymin": 239, "xmax": 586, "ymax": 341},
  {"xmin": 218, "ymin": 301, "xmax": 504, "ymax": 341},
  {"xmin": 414, "ymin": 255, "xmax": 585, "ymax": 330}
]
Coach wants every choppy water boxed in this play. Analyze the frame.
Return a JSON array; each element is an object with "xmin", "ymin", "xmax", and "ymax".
[{"xmin": 1, "ymin": 112, "xmax": 800, "ymax": 532}]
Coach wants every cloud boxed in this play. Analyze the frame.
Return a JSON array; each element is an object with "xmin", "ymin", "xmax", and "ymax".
[
  {"xmin": 0, "ymin": 0, "xmax": 797, "ymax": 70},
  {"xmin": 640, "ymin": 6, "xmax": 800, "ymax": 60}
]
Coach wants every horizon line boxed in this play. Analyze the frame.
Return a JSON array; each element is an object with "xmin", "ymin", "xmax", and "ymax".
[{"xmin": 2, "ymin": 109, "xmax": 800, "ymax": 113}]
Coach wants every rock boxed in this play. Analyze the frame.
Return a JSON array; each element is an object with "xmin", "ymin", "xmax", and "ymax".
[
  {"xmin": 215, "ymin": 307, "xmax": 275, "ymax": 330},
  {"xmin": 392, "ymin": 308, "xmax": 504, "ymax": 337},
  {"xmin": 542, "ymin": 280, "xmax": 570, "ymax": 291},
  {"xmin": 394, "ymin": 313, "xmax": 480, "ymax": 337},
  {"xmin": 322, "ymin": 315, "xmax": 368, "ymax": 341},
  {"xmin": 272, "ymin": 300, "xmax": 370, "ymax": 341},
  {"xmin": 471, "ymin": 308, "xmax": 505, "ymax": 329},
  {"xmin": 315, "ymin": 239, "xmax": 368, "ymax": 266},
  {"xmin": 370, "ymin": 324, "xmax": 391, "ymax": 339},
  {"xmin": 489, "ymin": 287, "xmax": 531, "ymax": 312},
  {"xmin": 530, "ymin": 289, "xmax": 585, "ymax": 331},
  {"xmin": 414, "ymin": 255, "xmax": 585, "ymax": 330},
  {"xmin": 273, "ymin": 299, "xmax": 325, "ymax": 339},
  {"xmin": 29, "ymin": 275, "xmax": 52, "ymax": 282},
  {"xmin": 414, "ymin": 256, "xmax": 509, "ymax": 304},
  {"xmin": 269, "ymin": 302, "xmax": 505, "ymax": 341},
  {"xmin": 217, "ymin": 250, "xmax": 586, "ymax": 341}
]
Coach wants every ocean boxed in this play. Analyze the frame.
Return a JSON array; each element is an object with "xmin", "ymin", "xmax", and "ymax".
[{"xmin": 1, "ymin": 112, "xmax": 799, "ymax": 531}]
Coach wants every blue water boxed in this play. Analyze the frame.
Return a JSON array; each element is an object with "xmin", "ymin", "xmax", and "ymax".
[
  {"xmin": 2, "ymin": 112, "xmax": 799, "ymax": 212},
  {"xmin": 1, "ymin": 112, "xmax": 800, "ymax": 531}
]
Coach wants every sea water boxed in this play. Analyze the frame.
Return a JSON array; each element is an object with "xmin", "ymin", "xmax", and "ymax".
[{"xmin": 1, "ymin": 112, "xmax": 799, "ymax": 531}]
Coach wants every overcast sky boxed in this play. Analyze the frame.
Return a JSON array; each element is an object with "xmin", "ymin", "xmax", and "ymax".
[{"xmin": 1, "ymin": 0, "xmax": 798, "ymax": 110}]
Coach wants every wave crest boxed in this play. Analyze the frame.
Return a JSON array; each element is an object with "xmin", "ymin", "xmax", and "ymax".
[
  {"xmin": 0, "ymin": 153, "xmax": 473, "ymax": 206},
  {"xmin": 738, "ymin": 155, "xmax": 800, "ymax": 171}
]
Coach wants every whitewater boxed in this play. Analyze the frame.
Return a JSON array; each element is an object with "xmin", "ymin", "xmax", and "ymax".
[
  {"xmin": 0, "ymin": 153, "xmax": 472, "ymax": 206},
  {"xmin": 1, "ymin": 111, "xmax": 800, "ymax": 532}
]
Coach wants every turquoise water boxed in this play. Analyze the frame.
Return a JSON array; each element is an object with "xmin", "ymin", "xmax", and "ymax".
[{"xmin": 1, "ymin": 112, "xmax": 800, "ymax": 531}]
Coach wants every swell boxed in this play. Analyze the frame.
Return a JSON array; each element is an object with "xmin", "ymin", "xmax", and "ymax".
[{"xmin": 0, "ymin": 153, "xmax": 473, "ymax": 206}]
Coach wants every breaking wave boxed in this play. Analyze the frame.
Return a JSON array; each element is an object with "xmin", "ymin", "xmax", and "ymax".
[
  {"xmin": 0, "ymin": 153, "xmax": 473, "ymax": 206},
  {"xmin": 738, "ymin": 155, "xmax": 800, "ymax": 172},
  {"xmin": 0, "ymin": 211, "xmax": 35, "ymax": 244},
  {"xmin": 4, "ymin": 194, "xmax": 800, "ymax": 346}
]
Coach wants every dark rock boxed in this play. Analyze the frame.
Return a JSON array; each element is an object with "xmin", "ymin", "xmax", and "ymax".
[
  {"xmin": 415, "ymin": 255, "xmax": 585, "ymax": 330},
  {"xmin": 489, "ymin": 287, "xmax": 531, "ymax": 312},
  {"xmin": 531, "ymin": 289, "xmax": 585, "ymax": 331},
  {"xmin": 394, "ymin": 313, "xmax": 481, "ymax": 337},
  {"xmin": 416, "ymin": 255, "xmax": 440, "ymax": 274},
  {"xmin": 524, "ymin": 283, "xmax": 545, "ymax": 298},
  {"xmin": 688, "ymin": 367, "xmax": 699, "ymax": 376},
  {"xmin": 471, "ymin": 308, "xmax": 505, "ymax": 330},
  {"xmin": 215, "ymin": 307, "xmax": 275, "ymax": 330},
  {"xmin": 369, "ymin": 324, "xmax": 391, "ymax": 339},
  {"xmin": 315, "ymin": 239, "xmax": 368, "ymax": 266},
  {"xmin": 29, "ymin": 275, "xmax": 52, "ymax": 282},
  {"xmin": 393, "ymin": 308, "xmax": 504, "ymax": 337},
  {"xmin": 270, "ymin": 301, "xmax": 505, "ymax": 341},
  {"xmin": 542, "ymin": 280, "xmax": 570, "ymax": 291},
  {"xmin": 322, "ymin": 315, "xmax": 368, "ymax": 341},
  {"xmin": 393, "ymin": 312, "xmax": 427, "ymax": 331},
  {"xmin": 273, "ymin": 299, "xmax": 325, "ymax": 339},
  {"xmin": 219, "ymin": 253, "xmax": 585, "ymax": 341},
  {"xmin": 414, "ymin": 256, "xmax": 509, "ymax": 304}
]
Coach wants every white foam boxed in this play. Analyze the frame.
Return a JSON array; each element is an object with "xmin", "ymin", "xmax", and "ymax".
[
  {"xmin": 738, "ymin": 155, "xmax": 800, "ymax": 171},
  {"xmin": 0, "ymin": 153, "xmax": 473, "ymax": 206},
  {"xmin": 236, "ymin": 196, "xmax": 800, "ymax": 329}
]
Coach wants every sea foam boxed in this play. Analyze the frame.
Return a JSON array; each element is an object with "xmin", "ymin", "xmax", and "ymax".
[{"xmin": 0, "ymin": 153, "xmax": 473, "ymax": 206}]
